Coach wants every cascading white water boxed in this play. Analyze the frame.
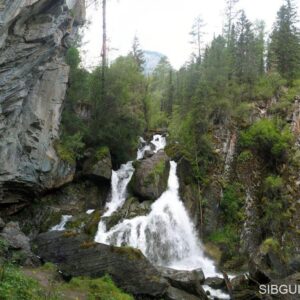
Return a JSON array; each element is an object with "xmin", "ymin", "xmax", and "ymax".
[
  {"xmin": 96, "ymin": 161, "xmax": 217, "ymax": 276},
  {"xmin": 137, "ymin": 134, "xmax": 167, "ymax": 160},
  {"xmin": 50, "ymin": 215, "xmax": 72, "ymax": 231},
  {"xmin": 95, "ymin": 134, "xmax": 229, "ymax": 299}
]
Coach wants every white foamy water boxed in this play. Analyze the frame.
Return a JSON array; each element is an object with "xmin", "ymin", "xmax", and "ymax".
[
  {"xmin": 50, "ymin": 215, "xmax": 72, "ymax": 231},
  {"xmin": 137, "ymin": 134, "xmax": 166, "ymax": 160},
  {"xmin": 96, "ymin": 160, "xmax": 217, "ymax": 277}
]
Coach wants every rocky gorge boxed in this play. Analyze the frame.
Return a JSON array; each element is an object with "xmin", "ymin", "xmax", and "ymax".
[{"xmin": 1, "ymin": 0, "xmax": 300, "ymax": 300}]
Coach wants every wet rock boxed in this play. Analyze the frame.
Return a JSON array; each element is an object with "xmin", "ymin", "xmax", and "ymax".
[
  {"xmin": 82, "ymin": 147, "xmax": 112, "ymax": 182},
  {"xmin": 34, "ymin": 231, "xmax": 169, "ymax": 298},
  {"xmin": 102, "ymin": 197, "xmax": 152, "ymax": 230},
  {"xmin": 144, "ymin": 149, "xmax": 155, "ymax": 158},
  {"xmin": 0, "ymin": 217, "xmax": 5, "ymax": 230},
  {"xmin": 0, "ymin": 222, "xmax": 38, "ymax": 265},
  {"xmin": 165, "ymin": 286, "xmax": 207, "ymax": 300},
  {"xmin": 157, "ymin": 266, "xmax": 207, "ymax": 298},
  {"xmin": 267, "ymin": 272, "xmax": 300, "ymax": 300},
  {"xmin": 0, "ymin": 0, "xmax": 85, "ymax": 210},
  {"xmin": 11, "ymin": 180, "xmax": 109, "ymax": 237},
  {"xmin": 204, "ymin": 277, "xmax": 226, "ymax": 290},
  {"xmin": 130, "ymin": 151, "xmax": 170, "ymax": 200}
]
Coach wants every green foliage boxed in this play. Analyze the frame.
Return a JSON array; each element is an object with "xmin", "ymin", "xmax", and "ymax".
[
  {"xmin": 0, "ymin": 265, "xmax": 48, "ymax": 300},
  {"xmin": 221, "ymin": 183, "xmax": 244, "ymax": 223},
  {"xmin": 66, "ymin": 274, "xmax": 133, "ymax": 300},
  {"xmin": 95, "ymin": 146, "xmax": 110, "ymax": 161},
  {"xmin": 237, "ymin": 150, "xmax": 253, "ymax": 162},
  {"xmin": 66, "ymin": 47, "xmax": 81, "ymax": 69},
  {"xmin": 240, "ymin": 118, "xmax": 293, "ymax": 164},
  {"xmin": 254, "ymin": 73, "xmax": 286, "ymax": 100},
  {"xmin": 260, "ymin": 238, "xmax": 280, "ymax": 254},
  {"xmin": 263, "ymin": 175, "xmax": 284, "ymax": 198},
  {"xmin": 55, "ymin": 132, "xmax": 85, "ymax": 165}
]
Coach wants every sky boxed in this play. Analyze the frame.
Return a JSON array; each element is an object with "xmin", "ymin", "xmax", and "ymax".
[{"xmin": 81, "ymin": 0, "xmax": 298, "ymax": 70}]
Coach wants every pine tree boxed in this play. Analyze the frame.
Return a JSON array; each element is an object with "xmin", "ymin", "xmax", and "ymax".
[
  {"xmin": 130, "ymin": 36, "xmax": 145, "ymax": 72},
  {"xmin": 189, "ymin": 16, "xmax": 206, "ymax": 63},
  {"xmin": 268, "ymin": 0, "xmax": 300, "ymax": 82}
]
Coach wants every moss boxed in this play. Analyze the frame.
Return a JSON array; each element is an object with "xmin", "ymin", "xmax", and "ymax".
[
  {"xmin": 84, "ymin": 210, "xmax": 101, "ymax": 237},
  {"xmin": 95, "ymin": 146, "xmax": 110, "ymax": 161},
  {"xmin": 54, "ymin": 142, "xmax": 75, "ymax": 165},
  {"xmin": 260, "ymin": 238, "xmax": 280, "ymax": 254},
  {"xmin": 63, "ymin": 231, "xmax": 78, "ymax": 238},
  {"xmin": 80, "ymin": 241, "xmax": 98, "ymax": 249},
  {"xmin": 145, "ymin": 160, "xmax": 166, "ymax": 187},
  {"xmin": 111, "ymin": 246, "xmax": 144, "ymax": 260}
]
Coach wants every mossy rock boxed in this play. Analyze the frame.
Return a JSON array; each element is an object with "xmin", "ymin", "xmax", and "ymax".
[
  {"xmin": 111, "ymin": 246, "xmax": 144, "ymax": 261},
  {"xmin": 84, "ymin": 210, "xmax": 101, "ymax": 237},
  {"xmin": 130, "ymin": 151, "xmax": 170, "ymax": 200}
]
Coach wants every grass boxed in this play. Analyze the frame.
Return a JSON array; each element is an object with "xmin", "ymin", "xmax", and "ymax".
[{"xmin": 0, "ymin": 263, "xmax": 134, "ymax": 300}]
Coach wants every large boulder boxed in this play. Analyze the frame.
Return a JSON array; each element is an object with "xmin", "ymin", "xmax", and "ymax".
[
  {"xmin": 165, "ymin": 286, "xmax": 206, "ymax": 300},
  {"xmin": 0, "ymin": 222, "xmax": 38, "ymax": 265},
  {"xmin": 82, "ymin": 147, "xmax": 112, "ymax": 182},
  {"xmin": 34, "ymin": 231, "xmax": 169, "ymax": 298},
  {"xmin": 157, "ymin": 266, "xmax": 207, "ymax": 298},
  {"xmin": 130, "ymin": 151, "xmax": 170, "ymax": 200},
  {"xmin": 0, "ymin": 0, "xmax": 85, "ymax": 212}
]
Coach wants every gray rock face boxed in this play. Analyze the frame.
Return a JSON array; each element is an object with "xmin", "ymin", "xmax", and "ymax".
[
  {"xmin": 34, "ymin": 231, "xmax": 169, "ymax": 298},
  {"xmin": 157, "ymin": 266, "xmax": 207, "ymax": 298},
  {"xmin": 165, "ymin": 286, "xmax": 206, "ymax": 300},
  {"xmin": 0, "ymin": 0, "xmax": 85, "ymax": 210},
  {"xmin": 130, "ymin": 151, "xmax": 170, "ymax": 200},
  {"xmin": 82, "ymin": 148, "xmax": 112, "ymax": 182},
  {"xmin": 0, "ymin": 221, "xmax": 38, "ymax": 265}
]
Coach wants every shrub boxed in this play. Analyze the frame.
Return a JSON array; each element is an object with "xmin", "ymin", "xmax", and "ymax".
[
  {"xmin": 240, "ymin": 118, "xmax": 293, "ymax": 163},
  {"xmin": 55, "ymin": 132, "xmax": 85, "ymax": 165},
  {"xmin": 237, "ymin": 150, "xmax": 253, "ymax": 163}
]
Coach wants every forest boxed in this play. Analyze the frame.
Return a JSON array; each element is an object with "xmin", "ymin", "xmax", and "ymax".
[{"xmin": 0, "ymin": 0, "xmax": 300, "ymax": 299}]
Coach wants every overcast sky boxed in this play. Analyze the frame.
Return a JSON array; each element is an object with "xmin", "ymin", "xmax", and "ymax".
[{"xmin": 81, "ymin": 0, "xmax": 299, "ymax": 69}]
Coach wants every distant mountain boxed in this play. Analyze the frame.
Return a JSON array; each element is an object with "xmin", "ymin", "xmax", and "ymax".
[{"xmin": 143, "ymin": 51, "xmax": 166, "ymax": 75}]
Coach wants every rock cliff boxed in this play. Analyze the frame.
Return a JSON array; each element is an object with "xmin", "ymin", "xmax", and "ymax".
[{"xmin": 0, "ymin": 0, "xmax": 85, "ymax": 213}]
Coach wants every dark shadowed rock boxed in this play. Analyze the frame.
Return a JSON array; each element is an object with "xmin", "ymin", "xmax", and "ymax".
[
  {"xmin": 165, "ymin": 286, "xmax": 207, "ymax": 300},
  {"xmin": 0, "ymin": 222, "xmax": 38, "ymax": 265},
  {"xmin": 130, "ymin": 151, "xmax": 170, "ymax": 200},
  {"xmin": 0, "ymin": 217, "xmax": 5, "ymax": 230},
  {"xmin": 34, "ymin": 231, "xmax": 168, "ymax": 298},
  {"xmin": 204, "ymin": 276, "xmax": 226, "ymax": 290},
  {"xmin": 157, "ymin": 266, "xmax": 207, "ymax": 298},
  {"xmin": 82, "ymin": 147, "xmax": 112, "ymax": 182}
]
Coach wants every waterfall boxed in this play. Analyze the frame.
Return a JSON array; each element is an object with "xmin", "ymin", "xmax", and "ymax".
[
  {"xmin": 96, "ymin": 161, "xmax": 217, "ymax": 276},
  {"xmin": 95, "ymin": 134, "xmax": 218, "ymax": 277}
]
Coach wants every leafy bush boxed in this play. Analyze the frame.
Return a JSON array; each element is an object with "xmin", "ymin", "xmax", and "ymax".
[
  {"xmin": 221, "ymin": 183, "xmax": 244, "ymax": 223},
  {"xmin": 240, "ymin": 118, "xmax": 293, "ymax": 163},
  {"xmin": 55, "ymin": 132, "xmax": 85, "ymax": 165},
  {"xmin": 237, "ymin": 150, "xmax": 253, "ymax": 163},
  {"xmin": 263, "ymin": 175, "xmax": 284, "ymax": 198}
]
